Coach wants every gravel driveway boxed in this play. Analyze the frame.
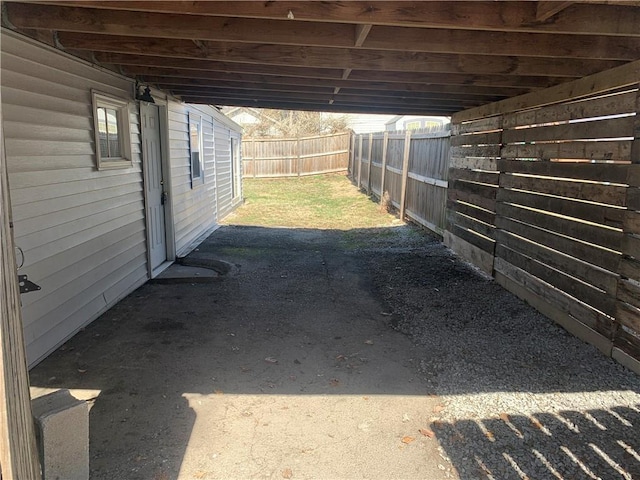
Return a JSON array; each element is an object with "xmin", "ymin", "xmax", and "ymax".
[{"xmin": 361, "ymin": 226, "xmax": 640, "ymax": 480}]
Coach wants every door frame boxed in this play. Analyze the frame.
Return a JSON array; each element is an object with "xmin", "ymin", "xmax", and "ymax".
[{"xmin": 140, "ymin": 100, "xmax": 175, "ymax": 279}]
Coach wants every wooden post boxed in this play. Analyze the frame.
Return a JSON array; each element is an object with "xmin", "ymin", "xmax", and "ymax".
[
  {"xmin": 250, "ymin": 140, "xmax": 256, "ymax": 178},
  {"xmin": 366, "ymin": 133, "xmax": 373, "ymax": 195},
  {"xmin": 0, "ymin": 105, "xmax": 41, "ymax": 479},
  {"xmin": 296, "ymin": 137, "xmax": 301, "ymax": 177},
  {"xmin": 349, "ymin": 133, "xmax": 355, "ymax": 179},
  {"xmin": 379, "ymin": 131, "xmax": 389, "ymax": 204},
  {"xmin": 399, "ymin": 129, "xmax": 412, "ymax": 221},
  {"xmin": 357, "ymin": 134, "xmax": 363, "ymax": 190}
]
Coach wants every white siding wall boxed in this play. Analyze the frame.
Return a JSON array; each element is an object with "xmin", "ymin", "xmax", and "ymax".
[
  {"xmin": 215, "ymin": 122, "xmax": 233, "ymax": 219},
  {"xmin": 168, "ymin": 102, "xmax": 219, "ymax": 255},
  {"xmin": 1, "ymin": 30, "xmax": 148, "ymax": 366}
]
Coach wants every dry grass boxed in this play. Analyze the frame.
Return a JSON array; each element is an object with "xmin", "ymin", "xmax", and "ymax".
[{"xmin": 222, "ymin": 173, "xmax": 400, "ymax": 229}]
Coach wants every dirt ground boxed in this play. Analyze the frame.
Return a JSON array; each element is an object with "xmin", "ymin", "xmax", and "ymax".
[{"xmin": 29, "ymin": 176, "xmax": 640, "ymax": 479}]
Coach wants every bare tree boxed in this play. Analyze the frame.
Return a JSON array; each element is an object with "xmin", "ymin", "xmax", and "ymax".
[{"xmin": 241, "ymin": 109, "xmax": 348, "ymax": 137}]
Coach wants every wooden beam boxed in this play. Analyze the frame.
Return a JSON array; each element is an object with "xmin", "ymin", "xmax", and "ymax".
[
  {"xmin": 10, "ymin": 4, "xmax": 639, "ymax": 61},
  {"xmin": 95, "ymin": 53, "xmax": 576, "ymax": 88},
  {"xmin": 33, "ymin": 1, "xmax": 640, "ymax": 36},
  {"xmin": 354, "ymin": 24, "xmax": 372, "ymax": 47},
  {"xmin": 364, "ymin": 25, "xmax": 640, "ymax": 61},
  {"xmin": 536, "ymin": 1, "xmax": 575, "ymax": 21},
  {"xmin": 399, "ymin": 129, "xmax": 412, "ymax": 220},
  {"xmin": 114, "ymin": 61, "xmax": 572, "ymax": 90},
  {"xmin": 366, "ymin": 133, "xmax": 373, "ymax": 194},
  {"xmin": 175, "ymin": 90, "xmax": 477, "ymax": 110},
  {"xmin": 180, "ymin": 97, "xmax": 457, "ymax": 115},
  {"xmin": 453, "ymin": 59, "xmax": 640, "ymax": 122},
  {"xmin": 56, "ymin": 33, "xmax": 622, "ymax": 77},
  {"xmin": 137, "ymin": 73, "xmax": 521, "ymax": 98},
  {"xmin": 163, "ymin": 85, "xmax": 493, "ymax": 105},
  {"xmin": 379, "ymin": 131, "xmax": 390, "ymax": 203}
]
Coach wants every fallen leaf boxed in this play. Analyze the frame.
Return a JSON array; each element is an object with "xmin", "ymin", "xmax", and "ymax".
[
  {"xmin": 433, "ymin": 404, "xmax": 445, "ymax": 413},
  {"xmin": 214, "ymin": 390, "xmax": 224, "ymax": 395},
  {"xmin": 329, "ymin": 378, "xmax": 340, "ymax": 387},
  {"xmin": 499, "ymin": 413, "xmax": 510, "ymax": 422},
  {"xmin": 401, "ymin": 436, "xmax": 415, "ymax": 444},
  {"xmin": 402, "ymin": 413, "xmax": 410, "ymax": 423},
  {"xmin": 485, "ymin": 431, "xmax": 495, "ymax": 441},
  {"xmin": 282, "ymin": 468, "xmax": 293, "ymax": 478},
  {"xmin": 530, "ymin": 418, "xmax": 544, "ymax": 429},
  {"xmin": 335, "ymin": 354, "xmax": 346, "ymax": 361},
  {"xmin": 419, "ymin": 428, "xmax": 435, "ymax": 438},
  {"xmin": 265, "ymin": 357, "xmax": 278, "ymax": 364},
  {"xmin": 364, "ymin": 339, "xmax": 374, "ymax": 345},
  {"xmin": 193, "ymin": 471, "xmax": 207, "ymax": 479}
]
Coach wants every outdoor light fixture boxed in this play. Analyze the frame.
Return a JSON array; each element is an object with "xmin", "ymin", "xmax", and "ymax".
[{"xmin": 136, "ymin": 85, "xmax": 155, "ymax": 103}]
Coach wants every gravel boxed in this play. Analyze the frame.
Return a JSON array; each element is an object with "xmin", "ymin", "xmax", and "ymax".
[{"xmin": 363, "ymin": 225, "xmax": 640, "ymax": 480}]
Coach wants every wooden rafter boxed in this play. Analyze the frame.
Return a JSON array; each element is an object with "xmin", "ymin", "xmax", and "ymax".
[
  {"xmin": 56, "ymin": 33, "xmax": 623, "ymax": 78},
  {"xmin": 3, "ymin": 0, "xmax": 639, "ymax": 114},
  {"xmin": 26, "ymin": 1, "xmax": 640, "ymax": 36},
  {"xmin": 7, "ymin": 4, "xmax": 639, "ymax": 61}
]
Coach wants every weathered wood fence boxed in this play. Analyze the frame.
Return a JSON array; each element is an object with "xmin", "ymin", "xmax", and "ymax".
[
  {"xmin": 446, "ymin": 63, "xmax": 640, "ymax": 371},
  {"xmin": 243, "ymin": 131, "xmax": 350, "ymax": 178},
  {"xmin": 348, "ymin": 130, "xmax": 450, "ymax": 235}
]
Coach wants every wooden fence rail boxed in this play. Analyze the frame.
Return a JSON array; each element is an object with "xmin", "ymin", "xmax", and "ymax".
[
  {"xmin": 349, "ymin": 129, "xmax": 450, "ymax": 236},
  {"xmin": 447, "ymin": 64, "xmax": 640, "ymax": 372},
  {"xmin": 243, "ymin": 131, "xmax": 350, "ymax": 178}
]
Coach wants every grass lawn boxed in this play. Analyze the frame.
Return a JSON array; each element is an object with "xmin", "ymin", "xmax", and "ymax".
[{"xmin": 222, "ymin": 173, "xmax": 400, "ymax": 229}]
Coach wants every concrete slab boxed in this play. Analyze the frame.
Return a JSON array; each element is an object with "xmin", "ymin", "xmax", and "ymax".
[{"xmin": 153, "ymin": 264, "xmax": 220, "ymax": 283}]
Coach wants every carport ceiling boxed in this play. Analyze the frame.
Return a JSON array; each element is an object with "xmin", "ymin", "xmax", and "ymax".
[{"xmin": 4, "ymin": 1, "xmax": 640, "ymax": 115}]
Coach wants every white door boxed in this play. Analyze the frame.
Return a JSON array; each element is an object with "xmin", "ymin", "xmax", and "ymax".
[{"xmin": 141, "ymin": 103, "xmax": 167, "ymax": 270}]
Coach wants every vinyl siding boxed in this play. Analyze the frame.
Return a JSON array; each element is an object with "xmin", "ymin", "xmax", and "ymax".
[
  {"xmin": 215, "ymin": 123, "xmax": 233, "ymax": 219},
  {"xmin": 168, "ymin": 102, "xmax": 242, "ymax": 255},
  {"xmin": 168, "ymin": 102, "xmax": 219, "ymax": 255},
  {"xmin": 1, "ymin": 30, "xmax": 148, "ymax": 366}
]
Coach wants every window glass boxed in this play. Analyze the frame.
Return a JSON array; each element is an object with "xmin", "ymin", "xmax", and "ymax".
[
  {"xmin": 189, "ymin": 114, "xmax": 203, "ymax": 185},
  {"xmin": 92, "ymin": 91, "xmax": 131, "ymax": 170}
]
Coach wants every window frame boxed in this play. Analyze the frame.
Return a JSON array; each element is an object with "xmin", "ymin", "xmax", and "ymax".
[
  {"xmin": 188, "ymin": 113, "xmax": 204, "ymax": 187},
  {"xmin": 91, "ymin": 90, "xmax": 132, "ymax": 170}
]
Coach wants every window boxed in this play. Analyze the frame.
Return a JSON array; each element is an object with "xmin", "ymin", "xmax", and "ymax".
[
  {"xmin": 405, "ymin": 121, "xmax": 421, "ymax": 131},
  {"xmin": 92, "ymin": 91, "xmax": 132, "ymax": 170},
  {"xmin": 189, "ymin": 113, "xmax": 204, "ymax": 187}
]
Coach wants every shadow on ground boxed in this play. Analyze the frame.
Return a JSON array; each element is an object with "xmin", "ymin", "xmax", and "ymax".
[{"xmin": 29, "ymin": 225, "xmax": 640, "ymax": 479}]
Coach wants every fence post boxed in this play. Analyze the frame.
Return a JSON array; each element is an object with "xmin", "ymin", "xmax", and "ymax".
[
  {"xmin": 296, "ymin": 137, "xmax": 301, "ymax": 177},
  {"xmin": 250, "ymin": 140, "xmax": 256, "ymax": 179},
  {"xmin": 399, "ymin": 129, "xmax": 412, "ymax": 221},
  {"xmin": 366, "ymin": 133, "xmax": 373, "ymax": 195},
  {"xmin": 348, "ymin": 133, "xmax": 355, "ymax": 179},
  {"xmin": 379, "ymin": 131, "xmax": 389, "ymax": 204},
  {"xmin": 357, "ymin": 134, "xmax": 363, "ymax": 189}
]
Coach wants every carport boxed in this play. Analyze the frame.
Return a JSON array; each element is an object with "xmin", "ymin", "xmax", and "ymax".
[{"xmin": 1, "ymin": 2, "xmax": 639, "ymax": 477}]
